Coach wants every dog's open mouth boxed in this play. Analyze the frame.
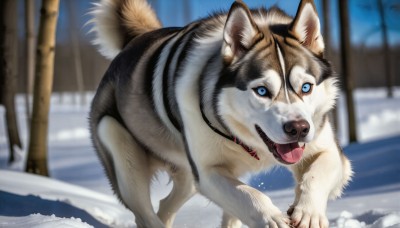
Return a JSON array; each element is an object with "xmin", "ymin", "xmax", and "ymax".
[{"xmin": 255, "ymin": 125, "xmax": 305, "ymax": 164}]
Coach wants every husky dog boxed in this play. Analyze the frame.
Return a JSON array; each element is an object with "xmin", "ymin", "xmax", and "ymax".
[{"xmin": 89, "ymin": 0, "xmax": 352, "ymax": 227}]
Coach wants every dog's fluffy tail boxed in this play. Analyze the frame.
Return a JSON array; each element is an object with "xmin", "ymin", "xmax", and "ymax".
[{"xmin": 89, "ymin": 0, "xmax": 162, "ymax": 59}]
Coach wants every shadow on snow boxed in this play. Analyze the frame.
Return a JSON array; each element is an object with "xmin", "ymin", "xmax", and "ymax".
[{"xmin": 0, "ymin": 190, "xmax": 108, "ymax": 228}]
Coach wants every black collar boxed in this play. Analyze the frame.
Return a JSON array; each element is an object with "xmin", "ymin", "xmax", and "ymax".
[{"xmin": 200, "ymin": 104, "xmax": 259, "ymax": 160}]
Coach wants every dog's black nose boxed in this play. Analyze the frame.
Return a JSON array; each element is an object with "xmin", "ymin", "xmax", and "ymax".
[{"xmin": 283, "ymin": 120, "xmax": 310, "ymax": 139}]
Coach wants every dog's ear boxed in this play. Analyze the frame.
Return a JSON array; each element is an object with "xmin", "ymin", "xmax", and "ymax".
[
  {"xmin": 290, "ymin": 0, "xmax": 324, "ymax": 56},
  {"xmin": 222, "ymin": 1, "xmax": 262, "ymax": 64}
]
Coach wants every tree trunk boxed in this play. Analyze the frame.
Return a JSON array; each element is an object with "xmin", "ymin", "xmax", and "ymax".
[
  {"xmin": 0, "ymin": 0, "xmax": 23, "ymax": 164},
  {"xmin": 339, "ymin": 0, "xmax": 358, "ymax": 143},
  {"xmin": 67, "ymin": 0, "xmax": 85, "ymax": 106},
  {"xmin": 322, "ymin": 0, "xmax": 338, "ymax": 132},
  {"xmin": 25, "ymin": 0, "xmax": 36, "ymax": 129},
  {"xmin": 182, "ymin": 0, "xmax": 191, "ymax": 24},
  {"xmin": 377, "ymin": 0, "xmax": 393, "ymax": 98},
  {"xmin": 26, "ymin": 0, "xmax": 60, "ymax": 176},
  {"xmin": 322, "ymin": 0, "xmax": 331, "ymax": 59}
]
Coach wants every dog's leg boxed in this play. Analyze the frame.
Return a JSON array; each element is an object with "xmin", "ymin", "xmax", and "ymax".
[
  {"xmin": 221, "ymin": 212, "xmax": 242, "ymax": 228},
  {"xmin": 288, "ymin": 127, "xmax": 352, "ymax": 228},
  {"xmin": 289, "ymin": 152, "xmax": 339, "ymax": 227},
  {"xmin": 97, "ymin": 116, "xmax": 164, "ymax": 228},
  {"xmin": 157, "ymin": 168, "xmax": 196, "ymax": 228},
  {"xmin": 197, "ymin": 167, "xmax": 290, "ymax": 228}
]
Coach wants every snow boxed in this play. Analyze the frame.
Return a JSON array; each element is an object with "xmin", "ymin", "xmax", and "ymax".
[
  {"xmin": 337, "ymin": 88, "xmax": 400, "ymax": 144},
  {"xmin": 0, "ymin": 88, "xmax": 400, "ymax": 227},
  {"xmin": 0, "ymin": 214, "xmax": 93, "ymax": 228},
  {"xmin": 0, "ymin": 170, "xmax": 134, "ymax": 227}
]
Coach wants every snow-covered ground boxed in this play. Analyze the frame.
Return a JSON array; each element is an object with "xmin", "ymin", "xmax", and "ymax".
[{"xmin": 0, "ymin": 88, "xmax": 399, "ymax": 227}]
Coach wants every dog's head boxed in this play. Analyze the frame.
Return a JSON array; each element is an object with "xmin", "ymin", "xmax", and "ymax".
[{"xmin": 215, "ymin": 0, "xmax": 337, "ymax": 164}]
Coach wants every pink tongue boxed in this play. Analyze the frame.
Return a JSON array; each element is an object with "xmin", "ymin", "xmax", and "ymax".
[{"xmin": 275, "ymin": 143, "xmax": 304, "ymax": 164}]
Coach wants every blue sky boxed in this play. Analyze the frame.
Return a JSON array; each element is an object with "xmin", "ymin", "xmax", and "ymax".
[{"xmin": 19, "ymin": 0, "xmax": 400, "ymax": 48}]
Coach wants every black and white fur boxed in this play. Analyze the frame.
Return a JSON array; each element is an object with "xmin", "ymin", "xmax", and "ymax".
[{"xmin": 89, "ymin": 0, "xmax": 352, "ymax": 227}]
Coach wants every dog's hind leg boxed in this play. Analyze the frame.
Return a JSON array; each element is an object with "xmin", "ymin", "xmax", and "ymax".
[
  {"xmin": 157, "ymin": 168, "xmax": 196, "ymax": 228},
  {"xmin": 221, "ymin": 212, "xmax": 242, "ymax": 228},
  {"xmin": 97, "ymin": 116, "xmax": 164, "ymax": 228}
]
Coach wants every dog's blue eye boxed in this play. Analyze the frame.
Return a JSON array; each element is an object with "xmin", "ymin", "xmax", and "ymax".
[
  {"xmin": 301, "ymin": 83, "xmax": 312, "ymax": 93},
  {"xmin": 254, "ymin": 86, "xmax": 268, "ymax": 97}
]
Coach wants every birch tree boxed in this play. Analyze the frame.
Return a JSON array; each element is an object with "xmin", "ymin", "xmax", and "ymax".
[
  {"xmin": 0, "ymin": 0, "xmax": 23, "ymax": 164},
  {"xmin": 26, "ymin": 0, "xmax": 60, "ymax": 176}
]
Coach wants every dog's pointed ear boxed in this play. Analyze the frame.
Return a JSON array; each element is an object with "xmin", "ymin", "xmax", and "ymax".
[
  {"xmin": 290, "ymin": 0, "xmax": 324, "ymax": 56},
  {"xmin": 223, "ymin": 1, "xmax": 262, "ymax": 64}
]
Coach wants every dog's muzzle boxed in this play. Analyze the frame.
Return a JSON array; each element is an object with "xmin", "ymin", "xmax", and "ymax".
[{"xmin": 255, "ymin": 124, "xmax": 306, "ymax": 164}]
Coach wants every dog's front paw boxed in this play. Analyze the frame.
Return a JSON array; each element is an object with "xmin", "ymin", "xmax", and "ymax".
[
  {"xmin": 263, "ymin": 212, "xmax": 291, "ymax": 228},
  {"xmin": 287, "ymin": 205, "xmax": 329, "ymax": 228}
]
